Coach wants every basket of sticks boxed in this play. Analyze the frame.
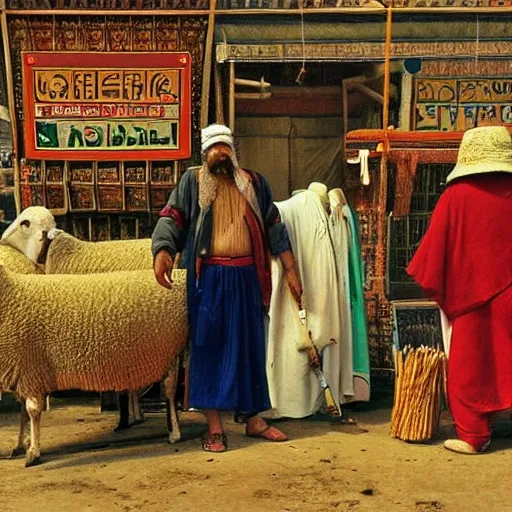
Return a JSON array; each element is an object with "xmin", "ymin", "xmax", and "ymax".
[{"xmin": 390, "ymin": 345, "xmax": 447, "ymax": 442}]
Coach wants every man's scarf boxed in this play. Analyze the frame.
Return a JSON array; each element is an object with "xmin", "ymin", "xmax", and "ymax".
[{"xmin": 198, "ymin": 162, "xmax": 264, "ymax": 228}]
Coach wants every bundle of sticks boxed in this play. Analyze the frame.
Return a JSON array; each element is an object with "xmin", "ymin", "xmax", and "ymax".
[{"xmin": 390, "ymin": 345, "xmax": 447, "ymax": 442}]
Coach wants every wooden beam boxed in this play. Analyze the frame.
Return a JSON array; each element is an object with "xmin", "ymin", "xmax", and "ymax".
[
  {"xmin": 356, "ymin": 83, "xmax": 384, "ymax": 105},
  {"xmin": 4, "ymin": 9, "xmax": 211, "ymax": 16},
  {"xmin": 1, "ymin": 4, "xmax": 21, "ymax": 214},
  {"xmin": 214, "ymin": 62, "xmax": 225, "ymax": 125},
  {"xmin": 214, "ymin": 7, "xmax": 386, "ymax": 15},
  {"xmin": 382, "ymin": 6, "xmax": 392, "ymax": 130},
  {"xmin": 234, "ymin": 92, "xmax": 271, "ymax": 100},
  {"xmin": 200, "ymin": 0, "xmax": 217, "ymax": 129},
  {"xmin": 228, "ymin": 61, "xmax": 235, "ymax": 132}
]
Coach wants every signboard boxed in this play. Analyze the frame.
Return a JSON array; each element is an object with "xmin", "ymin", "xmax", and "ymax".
[
  {"xmin": 414, "ymin": 77, "xmax": 512, "ymax": 131},
  {"xmin": 22, "ymin": 52, "xmax": 192, "ymax": 161}
]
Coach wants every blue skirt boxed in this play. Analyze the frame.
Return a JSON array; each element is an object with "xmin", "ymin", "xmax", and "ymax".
[{"xmin": 189, "ymin": 263, "xmax": 271, "ymax": 414}]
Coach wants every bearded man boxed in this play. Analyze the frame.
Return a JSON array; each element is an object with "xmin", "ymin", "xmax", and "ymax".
[
  {"xmin": 407, "ymin": 126, "xmax": 512, "ymax": 455},
  {"xmin": 152, "ymin": 124, "xmax": 302, "ymax": 452}
]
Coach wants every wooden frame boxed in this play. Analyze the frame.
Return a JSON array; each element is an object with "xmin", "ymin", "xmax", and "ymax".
[
  {"xmin": 96, "ymin": 161, "xmax": 124, "ymax": 212},
  {"xmin": 22, "ymin": 51, "xmax": 192, "ymax": 161},
  {"xmin": 44, "ymin": 160, "xmax": 67, "ymax": 215}
]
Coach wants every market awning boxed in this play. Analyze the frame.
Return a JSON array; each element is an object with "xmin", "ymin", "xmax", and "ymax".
[{"xmin": 215, "ymin": 13, "xmax": 512, "ymax": 62}]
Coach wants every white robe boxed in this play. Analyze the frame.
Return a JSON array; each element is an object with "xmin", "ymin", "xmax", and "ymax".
[
  {"xmin": 323, "ymin": 200, "xmax": 355, "ymax": 403},
  {"xmin": 266, "ymin": 191, "xmax": 342, "ymax": 418}
]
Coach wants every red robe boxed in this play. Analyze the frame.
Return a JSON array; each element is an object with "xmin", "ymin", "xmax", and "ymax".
[{"xmin": 407, "ymin": 174, "xmax": 512, "ymax": 441}]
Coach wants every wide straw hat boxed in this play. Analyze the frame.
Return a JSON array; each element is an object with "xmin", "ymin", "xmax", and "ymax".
[{"xmin": 446, "ymin": 126, "xmax": 512, "ymax": 184}]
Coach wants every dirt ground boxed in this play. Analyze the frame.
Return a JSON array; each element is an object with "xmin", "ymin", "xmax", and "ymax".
[{"xmin": 0, "ymin": 397, "xmax": 511, "ymax": 512}]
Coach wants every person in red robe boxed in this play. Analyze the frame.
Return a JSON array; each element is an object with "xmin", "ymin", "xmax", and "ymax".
[{"xmin": 407, "ymin": 126, "xmax": 512, "ymax": 455}]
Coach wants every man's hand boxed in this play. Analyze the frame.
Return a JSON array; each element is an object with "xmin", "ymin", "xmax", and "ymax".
[
  {"xmin": 278, "ymin": 249, "xmax": 303, "ymax": 305},
  {"xmin": 154, "ymin": 250, "xmax": 174, "ymax": 290},
  {"xmin": 285, "ymin": 266, "xmax": 302, "ymax": 306}
]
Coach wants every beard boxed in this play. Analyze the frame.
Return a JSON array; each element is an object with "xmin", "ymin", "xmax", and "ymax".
[{"xmin": 209, "ymin": 158, "xmax": 235, "ymax": 177}]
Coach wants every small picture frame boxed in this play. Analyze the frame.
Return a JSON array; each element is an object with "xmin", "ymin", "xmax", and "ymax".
[
  {"xmin": 21, "ymin": 184, "xmax": 44, "ymax": 209},
  {"xmin": 392, "ymin": 301, "xmax": 446, "ymax": 353},
  {"xmin": 151, "ymin": 162, "xmax": 174, "ymax": 184},
  {"xmin": 124, "ymin": 162, "xmax": 148, "ymax": 185},
  {"xmin": 151, "ymin": 186, "xmax": 174, "ymax": 211},
  {"xmin": 69, "ymin": 162, "xmax": 95, "ymax": 184},
  {"xmin": 46, "ymin": 184, "xmax": 67, "ymax": 214},
  {"xmin": 97, "ymin": 162, "xmax": 122, "ymax": 184},
  {"xmin": 20, "ymin": 160, "xmax": 43, "ymax": 184},
  {"xmin": 68, "ymin": 184, "xmax": 96, "ymax": 212},
  {"xmin": 97, "ymin": 185, "xmax": 124, "ymax": 212},
  {"xmin": 125, "ymin": 185, "xmax": 149, "ymax": 212},
  {"xmin": 45, "ymin": 161, "xmax": 65, "ymax": 184}
]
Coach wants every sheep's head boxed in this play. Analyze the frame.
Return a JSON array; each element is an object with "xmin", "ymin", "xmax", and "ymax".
[{"xmin": 1, "ymin": 207, "xmax": 57, "ymax": 265}]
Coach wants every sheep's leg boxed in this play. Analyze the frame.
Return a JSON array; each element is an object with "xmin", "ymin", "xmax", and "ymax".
[
  {"xmin": 10, "ymin": 401, "xmax": 30, "ymax": 458},
  {"xmin": 25, "ymin": 396, "xmax": 44, "ymax": 467},
  {"xmin": 114, "ymin": 392, "xmax": 131, "ymax": 431},
  {"xmin": 130, "ymin": 390, "xmax": 144, "ymax": 426},
  {"xmin": 164, "ymin": 358, "xmax": 181, "ymax": 443}
]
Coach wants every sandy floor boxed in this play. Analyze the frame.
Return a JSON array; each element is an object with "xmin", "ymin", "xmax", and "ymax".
[{"xmin": 0, "ymin": 398, "xmax": 511, "ymax": 512}]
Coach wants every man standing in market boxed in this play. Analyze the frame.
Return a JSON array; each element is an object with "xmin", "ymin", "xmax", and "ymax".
[
  {"xmin": 152, "ymin": 123, "xmax": 302, "ymax": 452},
  {"xmin": 407, "ymin": 126, "xmax": 512, "ymax": 455}
]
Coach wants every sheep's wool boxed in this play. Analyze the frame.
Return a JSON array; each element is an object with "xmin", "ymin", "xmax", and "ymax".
[
  {"xmin": 46, "ymin": 234, "xmax": 153, "ymax": 274},
  {"xmin": 0, "ymin": 268, "xmax": 188, "ymax": 399},
  {"xmin": 0, "ymin": 243, "xmax": 43, "ymax": 275}
]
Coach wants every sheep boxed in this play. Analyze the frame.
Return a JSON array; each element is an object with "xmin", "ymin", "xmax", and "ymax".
[
  {"xmin": 0, "ymin": 264, "xmax": 188, "ymax": 467},
  {"xmin": 0, "ymin": 242, "xmax": 44, "ymax": 275},
  {"xmin": 43, "ymin": 231, "xmax": 154, "ymax": 430},
  {"xmin": 2, "ymin": 207, "xmax": 158, "ymax": 431},
  {"xmin": 1, "ymin": 206, "xmax": 56, "ymax": 266},
  {"xmin": 44, "ymin": 231, "xmax": 153, "ymax": 275}
]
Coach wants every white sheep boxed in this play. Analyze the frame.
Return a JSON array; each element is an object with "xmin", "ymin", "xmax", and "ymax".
[
  {"xmin": 1, "ymin": 206, "xmax": 56, "ymax": 266},
  {"xmin": 0, "ymin": 265, "xmax": 188, "ymax": 467},
  {"xmin": 44, "ymin": 231, "xmax": 153, "ymax": 275},
  {"xmin": 43, "ymin": 230, "xmax": 154, "ymax": 430},
  {"xmin": 2, "ymin": 207, "xmax": 158, "ymax": 431}
]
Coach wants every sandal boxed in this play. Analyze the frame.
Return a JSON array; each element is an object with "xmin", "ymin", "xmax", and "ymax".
[
  {"xmin": 201, "ymin": 432, "xmax": 228, "ymax": 453},
  {"xmin": 246, "ymin": 425, "xmax": 288, "ymax": 442}
]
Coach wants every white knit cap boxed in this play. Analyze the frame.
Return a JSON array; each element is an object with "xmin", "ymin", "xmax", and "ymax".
[
  {"xmin": 446, "ymin": 126, "xmax": 512, "ymax": 184},
  {"xmin": 201, "ymin": 124, "xmax": 235, "ymax": 154}
]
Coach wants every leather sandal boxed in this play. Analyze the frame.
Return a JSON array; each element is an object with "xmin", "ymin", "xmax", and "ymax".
[{"xmin": 201, "ymin": 432, "xmax": 228, "ymax": 453}]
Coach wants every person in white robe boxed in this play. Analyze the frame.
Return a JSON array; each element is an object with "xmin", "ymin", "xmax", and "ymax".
[
  {"xmin": 266, "ymin": 187, "xmax": 342, "ymax": 419},
  {"xmin": 323, "ymin": 188, "xmax": 355, "ymax": 405}
]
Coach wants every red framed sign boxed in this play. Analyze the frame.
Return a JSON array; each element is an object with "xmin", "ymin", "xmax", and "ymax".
[{"xmin": 22, "ymin": 52, "xmax": 192, "ymax": 161}]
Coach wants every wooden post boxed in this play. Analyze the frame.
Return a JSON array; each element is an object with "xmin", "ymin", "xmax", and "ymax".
[
  {"xmin": 1, "ymin": 5, "xmax": 21, "ymax": 214},
  {"xmin": 200, "ymin": 0, "xmax": 216, "ymax": 129},
  {"xmin": 375, "ymin": 5, "xmax": 393, "ymax": 296},
  {"xmin": 228, "ymin": 61, "xmax": 235, "ymax": 131},
  {"xmin": 382, "ymin": 6, "xmax": 392, "ymax": 130},
  {"xmin": 214, "ymin": 62, "xmax": 225, "ymax": 124}
]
